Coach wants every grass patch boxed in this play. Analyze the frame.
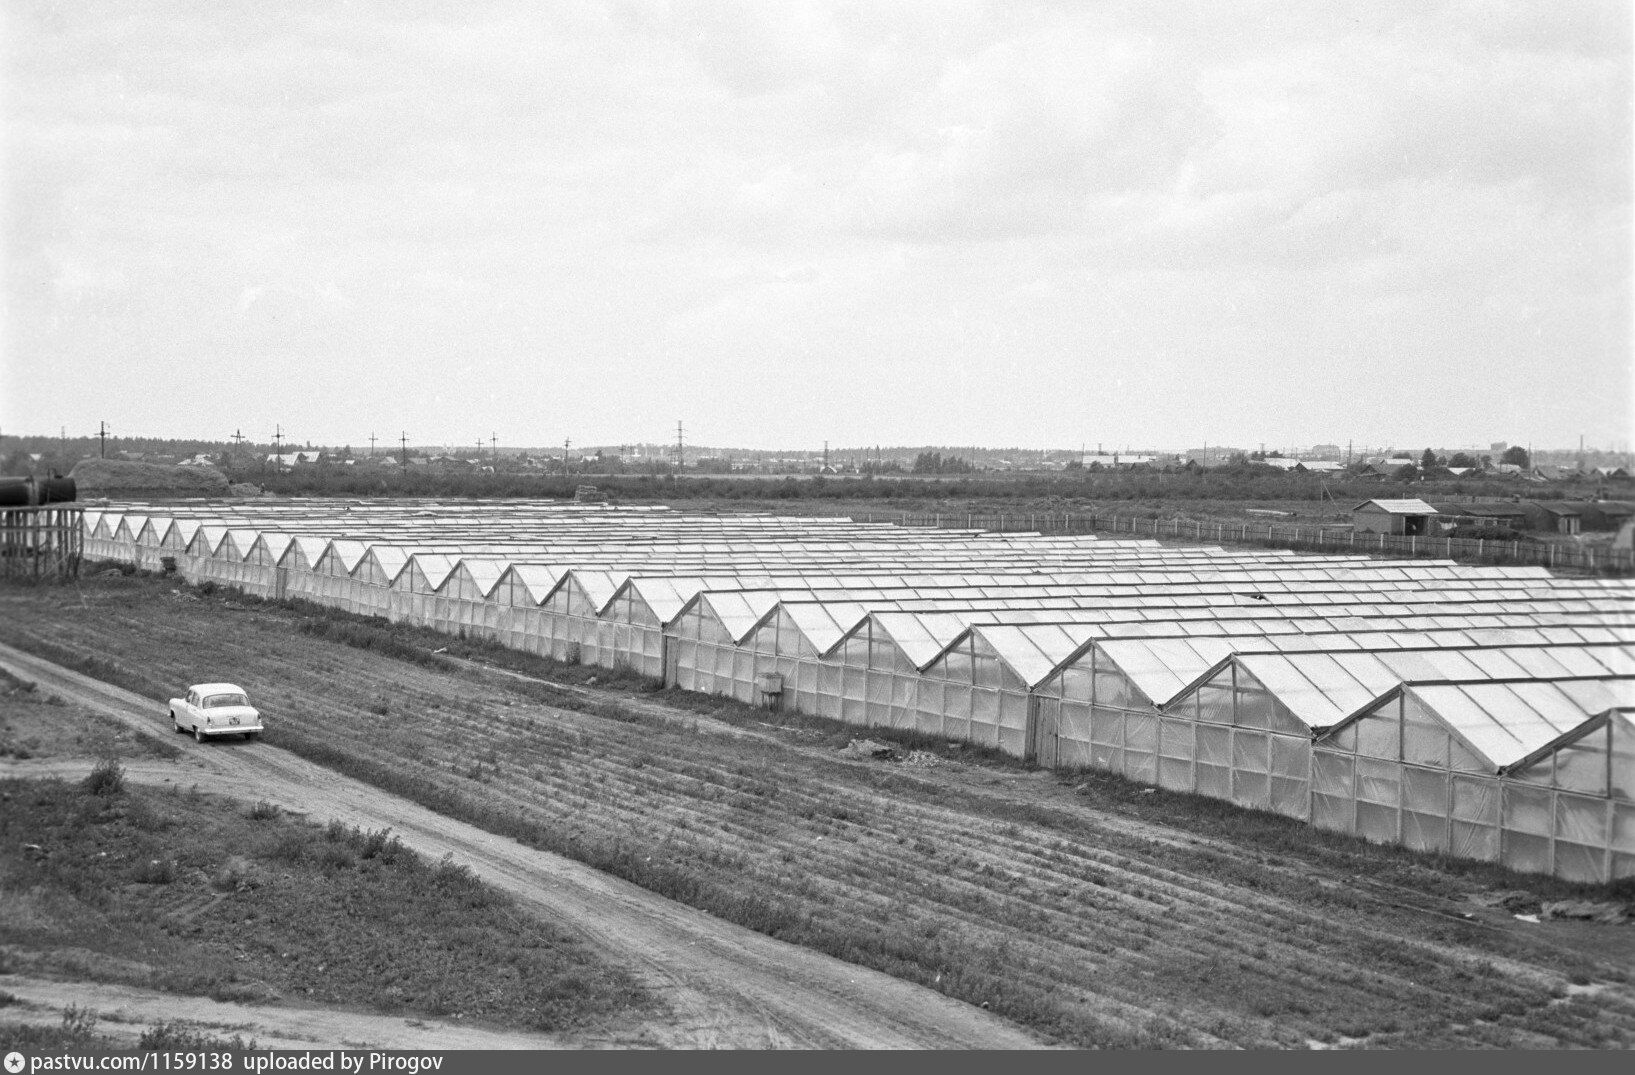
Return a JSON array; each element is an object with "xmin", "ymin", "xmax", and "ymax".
[{"xmin": 0, "ymin": 776, "xmax": 653, "ymax": 1033}]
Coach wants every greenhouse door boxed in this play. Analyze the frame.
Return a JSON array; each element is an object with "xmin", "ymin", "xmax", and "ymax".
[
  {"xmin": 274, "ymin": 566, "xmax": 288, "ymax": 601},
  {"xmin": 1028, "ymin": 696, "xmax": 1059, "ymax": 768}
]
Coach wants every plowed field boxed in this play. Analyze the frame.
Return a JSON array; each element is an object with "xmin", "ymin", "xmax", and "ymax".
[{"xmin": 3, "ymin": 573, "xmax": 1633, "ymax": 1048}]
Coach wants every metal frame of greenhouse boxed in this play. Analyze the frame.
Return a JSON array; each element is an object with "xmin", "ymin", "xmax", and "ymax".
[{"xmin": 81, "ymin": 498, "xmax": 1635, "ymax": 883}]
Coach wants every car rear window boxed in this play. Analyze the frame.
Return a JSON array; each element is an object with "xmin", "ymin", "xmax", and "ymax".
[{"xmin": 204, "ymin": 694, "xmax": 248, "ymax": 708}]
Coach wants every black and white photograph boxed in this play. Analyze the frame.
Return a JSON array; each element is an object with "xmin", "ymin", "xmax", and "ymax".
[{"xmin": 1, "ymin": 0, "xmax": 1631, "ymax": 1055}]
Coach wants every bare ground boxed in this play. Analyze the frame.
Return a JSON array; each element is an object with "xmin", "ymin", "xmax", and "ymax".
[
  {"xmin": 2, "ymin": 576, "xmax": 1633, "ymax": 1048},
  {"xmin": 0, "ymin": 644, "xmax": 1044, "ymax": 1050}
]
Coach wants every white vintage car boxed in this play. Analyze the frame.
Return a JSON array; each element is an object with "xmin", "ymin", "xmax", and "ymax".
[{"xmin": 169, "ymin": 683, "xmax": 264, "ymax": 743}]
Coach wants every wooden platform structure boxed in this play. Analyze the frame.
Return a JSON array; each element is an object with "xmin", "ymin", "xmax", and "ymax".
[{"xmin": 0, "ymin": 505, "xmax": 83, "ymax": 579}]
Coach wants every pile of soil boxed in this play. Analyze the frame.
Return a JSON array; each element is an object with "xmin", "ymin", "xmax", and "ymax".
[{"xmin": 71, "ymin": 459, "xmax": 229, "ymax": 499}]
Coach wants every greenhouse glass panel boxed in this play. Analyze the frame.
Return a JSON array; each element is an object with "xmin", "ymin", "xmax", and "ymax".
[
  {"xmin": 1403, "ymin": 806, "xmax": 1448, "ymax": 854},
  {"xmin": 1058, "ymin": 701, "xmax": 1092, "ymax": 753},
  {"xmin": 1554, "ymin": 841, "xmax": 1605, "ymax": 884},
  {"xmin": 1509, "ymin": 755, "xmax": 1555, "ymax": 789},
  {"xmin": 1449, "ymin": 737, "xmax": 1489, "ymax": 774},
  {"xmin": 1196, "ymin": 724, "xmax": 1232, "ymax": 766},
  {"xmin": 1554, "ymin": 732, "xmax": 1608, "ymax": 796},
  {"xmin": 1234, "ymin": 669, "xmax": 1274, "ymax": 730},
  {"xmin": 1311, "ymin": 751, "xmax": 1355, "ymax": 832},
  {"xmin": 1059, "ymin": 666, "xmax": 1093, "ymax": 704},
  {"xmin": 1271, "ymin": 735, "xmax": 1309, "ymax": 779},
  {"xmin": 1504, "ymin": 829, "xmax": 1552, "ymax": 874},
  {"xmin": 1159, "ymin": 755, "xmax": 1193, "ymax": 792},
  {"xmin": 1233, "ymin": 770, "xmax": 1270, "ymax": 810},
  {"xmin": 819, "ymin": 662, "xmax": 842, "ymax": 696},
  {"xmin": 1197, "ymin": 673, "xmax": 1234, "ymax": 725},
  {"xmin": 1614, "ymin": 801, "xmax": 1635, "ymax": 854},
  {"xmin": 1614, "ymin": 720, "xmax": 1635, "ymax": 802},
  {"xmin": 1554, "ymin": 793, "xmax": 1607, "ymax": 848},
  {"xmin": 1233, "ymin": 730, "xmax": 1270, "ymax": 775},
  {"xmin": 1356, "ymin": 757, "xmax": 1401, "ymax": 808},
  {"xmin": 972, "ymin": 688, "xmax": 1002, "ymax": 738},
  {"xmin": 1356, "ymin": 801, "xmax": 1398, "ymax": 844},
  {"xmin": 1404, "ymin": 765, "xmax": 1449, "ymax": 818},
  {"xmin": 998, "ymin": 723, "xmax": 1026, "ymax": 758},
  {"xmin": 1125, "ymin": 733, "xmax": 1157, "ymax": 785},
  {"xmin": 841, "ymin": 693, "xmax": 865, "ymax": 726},
  {"xmin": 1327, "ymin": 723, "xmax": 1357, "ymax": 754},
  {"xmin": 1357, "ymin": 710, "xmax": 1400, "ymax": 761},
  {"xmin": 1505, "ymin": 784, "xmax": 1554, "ymax": 837},
  {"xmin": 1158, "ymin": 719, "xmax": 1195, "ymax": 791},
  {"xmin": 1160, "ymin": 718, "xmax": 1196, "ymax": 762},
  {"xmin": 1401, "ymin": 694, "xmax": 1449, "ymax": 768},
  {"xmin": 1196, "ymin": 759, "xmax": 1231, "ymax": 801},
  {"xmin": 944, "ymin": 646, "xmax": 974, "ymax": 685},
  {"xmin": 918, "ymin": 677, "xmax": 945, "ymax": 719},
  {"xmin": 1093, "ymin": 662, "xmax": 1133, "ymax": 709},
  {"xmin": 1451, "ymin": 775, "xmax": 1499, "ymax": 827},
  {"xmin": 999, "ymin": 690, "xmax": 1029, "ymax": 738},
  {"xmin": 1270, "ymin": 775, "xmax": 1308, "ymax": 820}
]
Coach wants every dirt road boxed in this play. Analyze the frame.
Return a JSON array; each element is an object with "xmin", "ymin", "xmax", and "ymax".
[{"xmin": 0, "ymin": 641, "xmax": 1045, "ymax": 1050}]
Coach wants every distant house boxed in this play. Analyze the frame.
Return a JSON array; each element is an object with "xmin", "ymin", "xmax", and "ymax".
[
  {"xmin": 1531, "ymin": 464, "xmax": 1578, "ymax": 481},
  {"xmin": 1525, "ymin": 501, "xmax": 1583, "ymax": 535},
  {"xmin": 1594, "ymin": 466, "xmax": 1631, "ymax": 480},
  {"xmin": 178, "ymin": 454, "xmax": 216, "ymax": 467},
  {"xmin": 1297, "ymin": 460, "xmax": 1346, "ymax": 473},
  {"xmin": 265, "ymin": 451, "xmax": 323, "ymax": 469},
  {"xmin": 1450, "ymin": 502, "xmax": 1532, "ymax": 531},
  {"xmin": 1081, "ymin": 453, "xmax": 1156, "ymax": 469},
  {"xmin": 1352, "ymin": 499, "xmax": 1439, "ymax": 536}
]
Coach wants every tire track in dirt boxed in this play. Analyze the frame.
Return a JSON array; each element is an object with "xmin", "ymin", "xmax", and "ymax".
[{"xmin": 0, "ymin": 641, "xmax": 1047, "ymax": 1050}]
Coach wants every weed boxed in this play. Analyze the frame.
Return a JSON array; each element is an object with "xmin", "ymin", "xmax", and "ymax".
[
  {"xmin": 131, "ymin": 857, "xmax": 178, "ymax": 884},
  {"xmin": 81, "ymin": 758, "xmax": 125, "ymax": 797},
  {"xmin": 60, "ymin": 1003, "xmax": 98, "ymax": 1040},
  {"xmin": 248, "ymin": 799, "xmax": 282, "ymax": 821}
]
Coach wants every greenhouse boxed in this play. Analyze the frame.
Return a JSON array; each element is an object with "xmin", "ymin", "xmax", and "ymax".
[{"xmin": 81, "ymin": 498, "xmax": 1635, "ymax": 883}]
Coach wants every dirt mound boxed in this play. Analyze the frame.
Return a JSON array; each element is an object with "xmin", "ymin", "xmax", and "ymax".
[{"xmin": 71, "ymin": 459, "xmax": 228, "ymax": 499}]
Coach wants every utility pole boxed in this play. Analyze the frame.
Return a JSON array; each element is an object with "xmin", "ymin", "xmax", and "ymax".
[
  {"xmin": 400, "ymin": 432, "xmax": 409, "ymax": 469},
  {"xmin": 97, "ymin": 421, "xmax": 109, "ymax": 459},
  {"xmin": 823, "ymin": 440, "xmax": 829, "ymax": 471},
  {"xmin": 490, "ymin": 433, "xmax": 497, "ymax": 457},
  {"xmin": 674, "ymin": 421, "xmax": 684, "ymax": 472},
  {"xmin": 273, "ymin": 425, "xmax": 284, "ymax": 461},
  {"xmin": 563, "ymin": 437, "xmax": 571, "ymax": 477},
  {"xmin": 368, "ymin": 433, "xmax": 376, "ymax": 457}
]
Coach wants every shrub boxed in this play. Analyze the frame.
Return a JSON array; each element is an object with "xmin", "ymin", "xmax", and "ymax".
[
  {"xmin": 248, "ymin": 799, "xmax": 281, "ymax": 821},
  {"xmin": 81, "ymin": 758, "xmax": 125, "ymax": 797},
  {"xmin": 131, "ymin": 858, "xmax": 177, "ymax": 884}
]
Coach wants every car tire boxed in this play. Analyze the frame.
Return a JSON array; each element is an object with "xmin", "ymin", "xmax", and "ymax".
[
  {"xmin": 244, "ymin": 732, "xmax": 258, "ymax": 742},
  {"xmin": 171, "ymin": 711, "xmax": 182, "ymax": 733},
  {"xmin": 194, "ymin": 725, "xmax": 204, "ymax": 743}
]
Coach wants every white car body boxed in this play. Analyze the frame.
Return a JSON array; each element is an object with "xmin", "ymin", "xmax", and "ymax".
[{"xmin": 169, "ymin": 682, "xmax": 264, "ymax": 742}]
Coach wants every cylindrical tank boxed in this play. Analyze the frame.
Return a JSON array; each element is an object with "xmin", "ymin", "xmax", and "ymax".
[
  {"xmin": 35, "ymin": 477, "xmax": 77, "ymax": 504},
  {"xmin": 0, "ymin": 476, "xmax": 76, "ymax": 506}
]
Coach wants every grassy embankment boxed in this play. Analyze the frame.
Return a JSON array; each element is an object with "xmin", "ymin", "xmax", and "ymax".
[{"xmin": 0, "ymin": 691, "xmax": 653, "ymax": 1052}]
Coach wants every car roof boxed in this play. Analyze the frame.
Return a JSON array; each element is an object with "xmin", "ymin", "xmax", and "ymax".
[{"xmin": 190, "ymin": 683, "xmax": 248, "ymax": 695}]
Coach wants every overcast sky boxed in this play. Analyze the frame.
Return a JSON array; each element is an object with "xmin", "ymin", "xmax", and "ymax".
[{"xmin": 3, "ymin": 1, "xmax": 1630, "ymax": 453}]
